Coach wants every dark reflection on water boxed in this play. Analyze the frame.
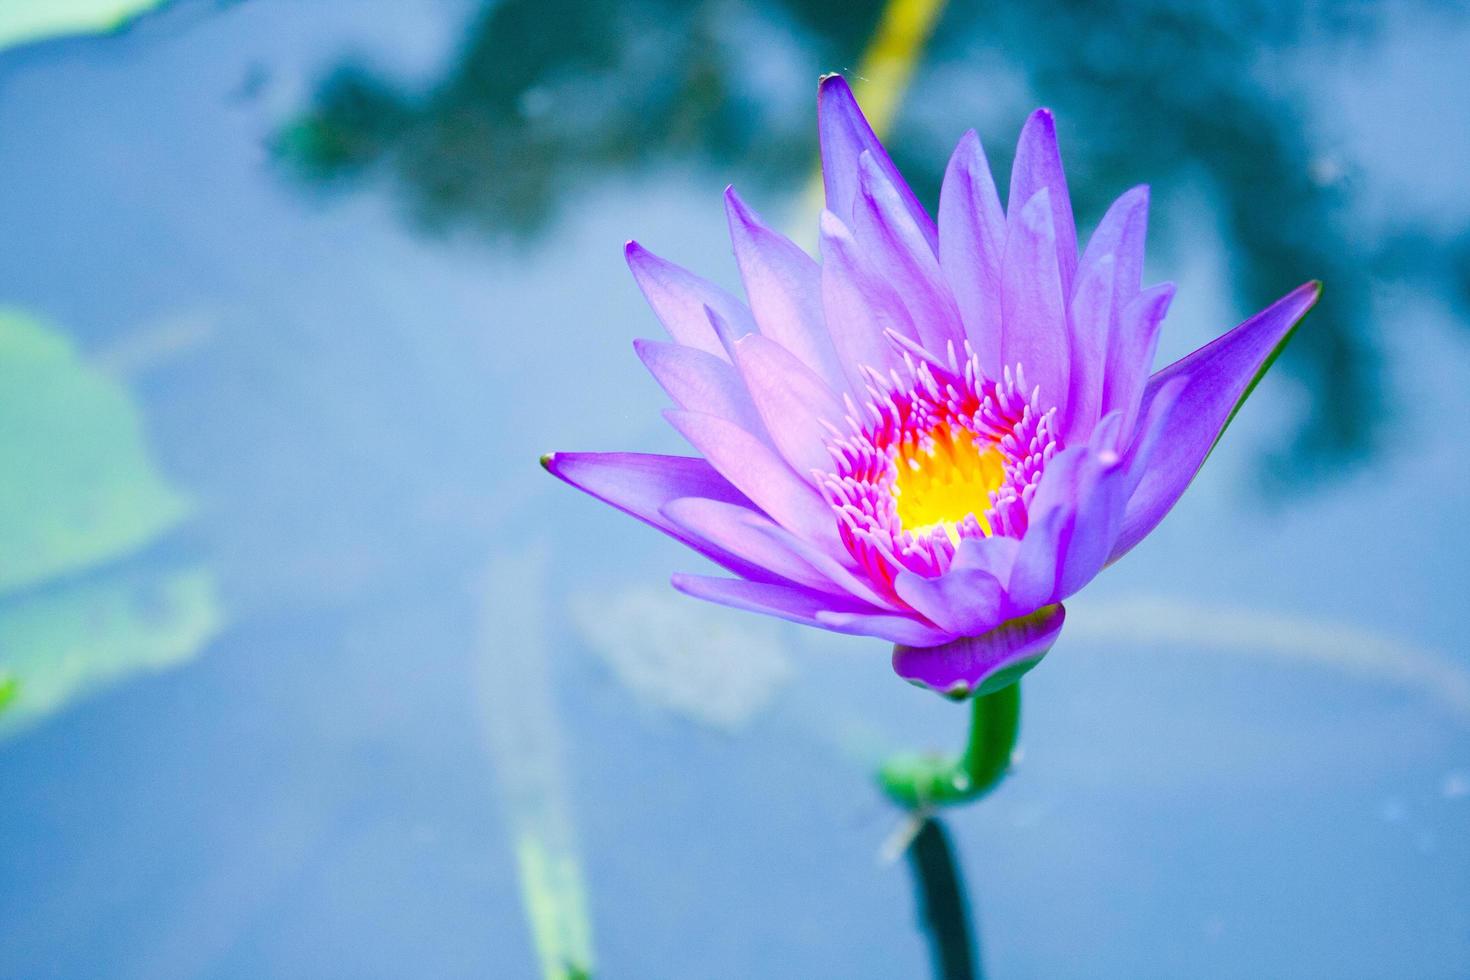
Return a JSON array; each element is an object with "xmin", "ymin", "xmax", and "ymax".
[
  {"xmin": 278, "ymin": 0, "xmax": 1468, "ymax": 481},
  {"xmin": 274, "ymin": 0, "xmax": 886, "ymax": 239},
  {"xmin": 906, "ymin": 817, "xmax": 980, "ymax": 980}
]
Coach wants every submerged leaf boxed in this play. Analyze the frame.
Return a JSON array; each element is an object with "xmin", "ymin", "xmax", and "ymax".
[
  {"xmin": 0, "ymin": 309, "xmax": 189, "ymax": 593},
  {"xmin": 0, "ymin": 0, "xmax": 167, "ymax": 53},
  {"xmin": 478, "ymin": 549, "xmax": 595, "ymax": 979},
  {"xmin": 571, "ymin": 586, "xmax": 791, "ymax": 731},
  {"xmin": 0, "ymin": 309, "xmax": 219, "ymax": 736},
  {"xmin": 0, "ymin": 566, "xmax": 220, "ymax": 736}
]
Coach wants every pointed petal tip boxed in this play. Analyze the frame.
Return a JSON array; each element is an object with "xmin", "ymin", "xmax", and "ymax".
[
  {"xmin": 1282, "ymin": 278, "xmax": 1323, "ymax": 303},
  {"xmin": 723, "ymin": 184, "xmax": 754, "ymax": 224},
  {"xmin": 1120, "ymin": 183, "xmax": 1150, "ymax": 206},
  {"xmin": 818, "ymin": 208, "xmax": 846, "ymax": 235},
  {"xmin": 1018, "ymin": 185, "xmax": 1055, "ymax": 227},
  {"xmin": 539, "ymin": 451, "xmax": 581, "ymax": 482},
  {"xmin": 853, "ymin": 149, "xmax": 887, "ymax": 197},
  {"xmin": 1026, "ymin": 107, "xmax": 1056, "ymax": 130},
  {"xmin": 623, "ymin": 240, "xmax": 654, "ymax": 271},
  {"xmin": 818, "ymin": 72, "xmax": 850, "ymax": 94},
  {"xmin": 817, "ymin": 73, "xmax": 863, "ymax": 124},
  {"xmin": 700, "ymin": 302, "xmax": 730, "ymax": 335},
  {"xmin": 1106, "ymin": 277, "xmax": 1323, "ymax": 564},
  {"xmin": 668, "ymin": 571, "xmax": 699, "ymax": 597},
  {"xmin": 950, "ymin": 127, "xmax": 987, "ymax": 161},
  {"xmin": 1270, "ymin": 280, "xmax": 1324, "ymax": 322}
]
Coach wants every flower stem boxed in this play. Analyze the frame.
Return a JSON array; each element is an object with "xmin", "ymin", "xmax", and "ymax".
[
  {"xmin": 906, "ymin": 816, "xmax": 979, "ymax": 980},
  {"xmin": 878, "ymin": 682, "xmax": 1021, "ymax": 810}
]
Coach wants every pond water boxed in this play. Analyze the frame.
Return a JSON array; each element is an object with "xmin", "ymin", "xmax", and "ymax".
[{"xmin": 1, "ymin": 1, "xmax": 1468, "ymax": 977}]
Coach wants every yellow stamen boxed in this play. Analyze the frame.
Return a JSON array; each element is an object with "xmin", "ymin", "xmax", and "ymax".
[{"xmin": 892, "ymin": 425, "xmax": 1005, "ymax": 543}]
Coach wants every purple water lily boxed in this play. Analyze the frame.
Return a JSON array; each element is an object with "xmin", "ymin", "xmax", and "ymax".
[{"xmin": 545, "ymin": 75, "xmax": 1319, "ymax": 698}]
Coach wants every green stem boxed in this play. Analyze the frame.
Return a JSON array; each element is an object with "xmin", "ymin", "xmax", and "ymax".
[{"xmin": 878, "ymin": 682, "xmax": 1021, "ymax": 810}]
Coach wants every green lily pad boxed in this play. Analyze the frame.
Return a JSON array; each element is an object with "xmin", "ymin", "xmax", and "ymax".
[
  {"xmin": 0, "ymin": 0, "xmax": 167, "ymax": 53},
  {"xmin": 0, "ymin": 308, "xmax": 219, "ymax": 736}
]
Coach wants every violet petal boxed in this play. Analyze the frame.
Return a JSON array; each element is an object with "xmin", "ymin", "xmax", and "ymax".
[
  {"xmin": 1008, "ymin": 109, "xmax": 1078, "ymax": 297},
  {"xmin": 893, "ymin": 604, "xmax": 1066, "ymax": 697},
  {"xmin": 1001, "ymin": 188, "xmax": 1070, "ymax": 420},
  {"xmin": 893, "ymin": 565, "xmax": 1008, "ymax": 638},
  {"xmin": 634, "ymin": 338, "xmax": 769, "ymax": 443},
  {"xmin": 1110, "ymin": 280, "xmax": 1323, "ymax": 562},
  {"xmin": 818, "ymin": 209, "xmax": 914, "ymax": 388},
  {"xmin": 730, "ymin": 332, "xmax": 846, "ymax": 477},
  {"xmin": 939, "ymin": 129, "xmax": 1007, "ymax": 379},
  {"xmin": 662, "ymin": 497, "xmax": 850, "ymax": 597},
  {"xmin": 625, "ymin": 241, "xmax": 753, "ymax": 360},
  {"xmin": 1081, "ymin": 185, "xmax": 1149, "ymax": 322},
  {"xmin": 664, "ymin": 409, "xmax": 841, "ymax": 553},
  {"xmin": 542, "ymin": 451, "xmax": 777, "ymax": 583},
  {"xmin": 724, "ymin": 187, "xmax": 846, "ymax": 390},
  {"xmin": 816, "ymin": 74, "xmax": 937, "ymax": 250},
  {"xmin": 1101, "ymin": 282, "xmax": 1175, "ymax": 435},
  {"xmin": 853, "ymin": 151, "xmax": 964, "ymax": 355},
  {"xmin": 1060, "ymin": 251, "xmax": 1115, "ymax": 444},
  {"xmin": 671, "ymin": 572, "xmax": 892, "ymax": 630},
  {"xmin": 814, "ymin": 609, "xmax": 954, "ymax": 647}
]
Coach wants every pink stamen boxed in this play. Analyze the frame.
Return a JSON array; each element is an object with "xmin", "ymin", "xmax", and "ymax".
[{"xmin": 819, "ymin": 343, "xmax": 1060, "ymax": 601}]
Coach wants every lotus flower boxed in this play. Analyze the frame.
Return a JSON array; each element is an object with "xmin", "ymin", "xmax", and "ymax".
[{"xmin": 544, "ymin": 75, "xmax": 1319, "ymax": 698}]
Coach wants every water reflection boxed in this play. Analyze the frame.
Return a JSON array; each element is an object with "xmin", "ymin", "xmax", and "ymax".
[
  {"xmin": 273, "ymin": 0, "xmax": 875, "ymax": 238},
  {"xmin": 276, "ymin": 0, "xmax": 1469, "ymax": 481},
  {"xmin": 905, "ymin": 816, "xmax": 980, "ymax": 980}
]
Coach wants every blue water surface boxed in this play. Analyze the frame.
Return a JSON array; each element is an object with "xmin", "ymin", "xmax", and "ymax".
[{"xmin": 1, "ymin": 1, "xmax": 1467, "ymax": 977}]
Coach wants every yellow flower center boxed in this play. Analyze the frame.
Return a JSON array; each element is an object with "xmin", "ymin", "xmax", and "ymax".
[{"xmin": 892, "ymin": 424, "xmax": 1006, "ymax": 543}]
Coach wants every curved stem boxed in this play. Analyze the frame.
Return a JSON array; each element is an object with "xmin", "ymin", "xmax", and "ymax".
[{"xmin": 878, "ymin": 682, "xmax": 1021, "ymax": 810}]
